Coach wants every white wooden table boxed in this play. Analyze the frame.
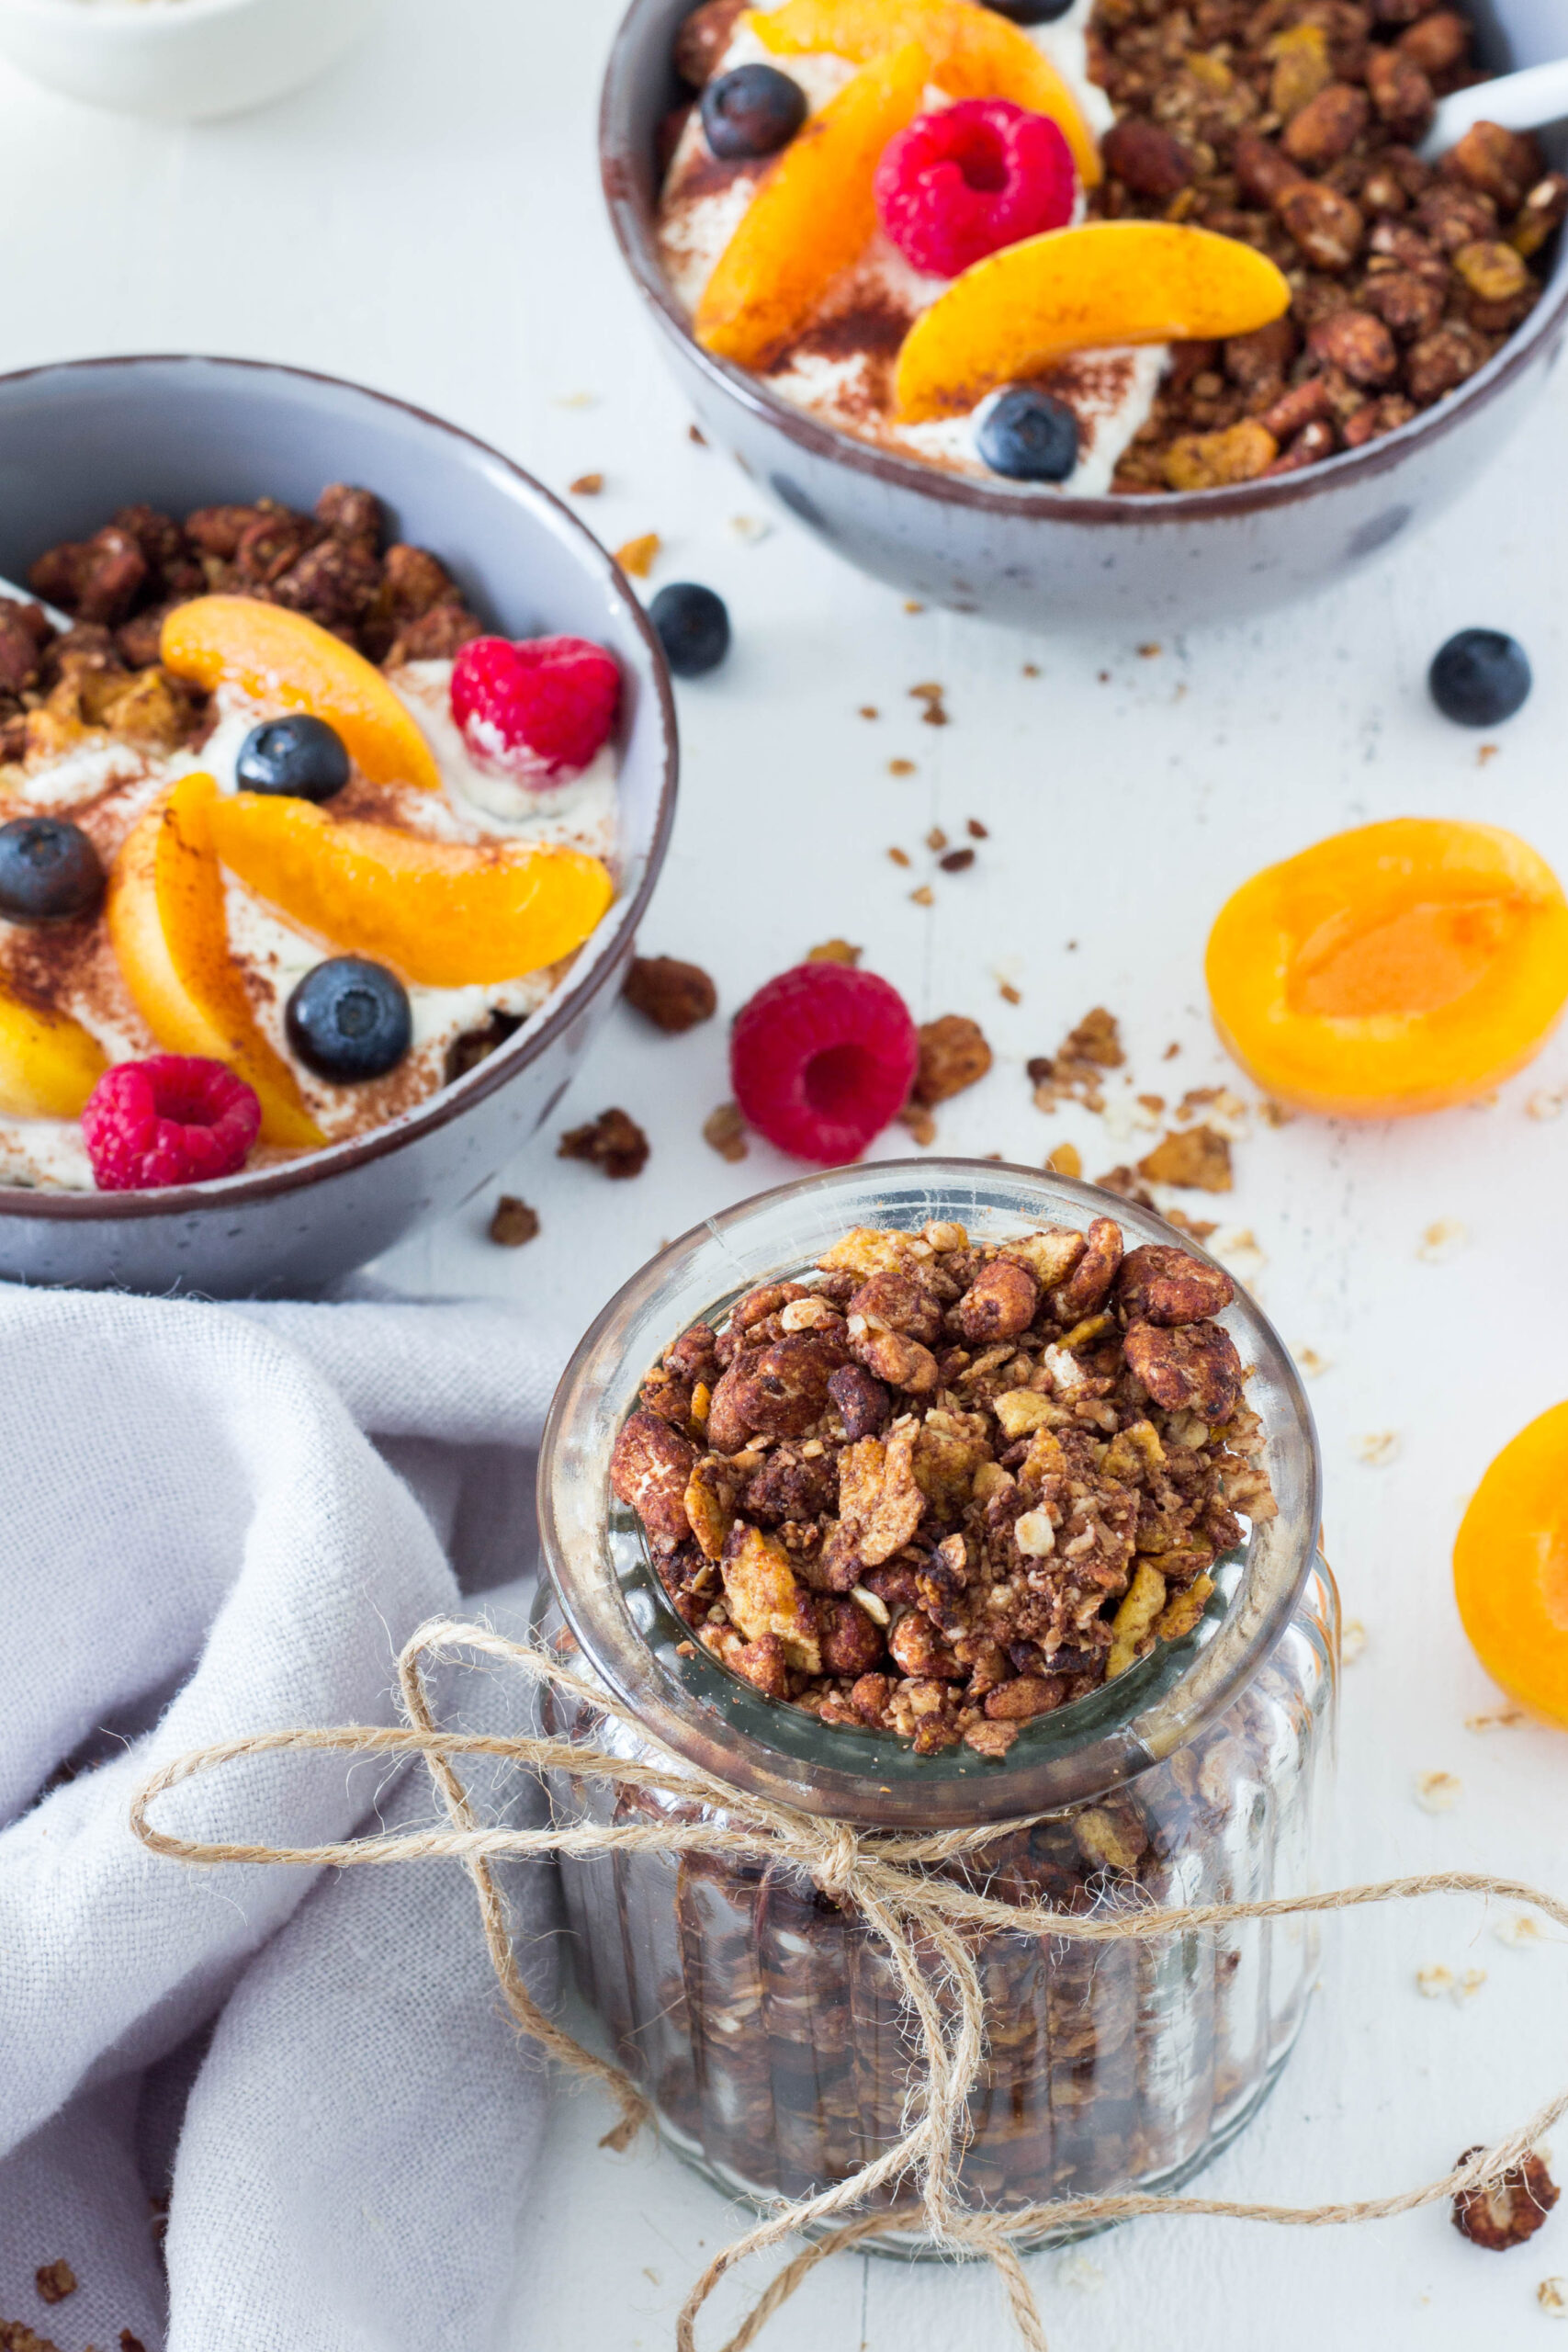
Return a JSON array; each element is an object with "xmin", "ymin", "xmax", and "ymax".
[{"xmin": 6, "ymin": 2, "xmax": 1568, "ymax": 2341}]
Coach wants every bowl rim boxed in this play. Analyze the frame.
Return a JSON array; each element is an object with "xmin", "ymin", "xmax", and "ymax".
[
  {"xmin": 0, "ymin": 350, "xmax": 679, "ymax": 1223},
  {"xmin": 599, "ymin": 0, "xmax": 1568, "ymax": 526}
]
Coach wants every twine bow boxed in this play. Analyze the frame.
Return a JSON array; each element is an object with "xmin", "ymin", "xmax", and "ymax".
[{"xmin": 130, "ymin": 1618, "xmax": 1568, "ymax": 2351}]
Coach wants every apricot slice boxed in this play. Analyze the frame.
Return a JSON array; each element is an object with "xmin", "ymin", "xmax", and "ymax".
[
  {"xmin": 1205, "ymin": 819, "xmax": 1568, "ymax": 1118},
  {"xmin": 895, "ymin": 221, "xmax": 1291, "ymax": 419},
  {"xmin": 1455, "ymin": 1405, "xmax": 1568, "ymax": 1727},
  {"xmin": 695, "ymin": 41, "xmax": 931, "ymax": 368},
  {"xmin": 107, "ymin": 774, "xmax": 325, "ymax": 1149},
  {"xmin": 747, "ymin": 0, "xmax": 1100, "ymax": 185},
  {"xmin": 0, "ymin": 991, "xmax": 107, "ymax": 1121},
  {"xmin": 161, "ymin": 598, "xmax": 443, "ymax": 794},
  {"xmin": 207, "ymin": 793, "xmax": 615, "ymax": 989}
]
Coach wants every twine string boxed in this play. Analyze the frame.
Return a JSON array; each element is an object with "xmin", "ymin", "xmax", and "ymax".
[{"xmin": 128, "ymin": 1617, "xmax": 1568, "ymax": 2352}]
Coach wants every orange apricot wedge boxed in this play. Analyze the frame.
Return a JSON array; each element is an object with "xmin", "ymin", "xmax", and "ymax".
[
  {"xmin": 1205, "ymin": 819, "xmax": 1568, "ymax": 1118},
  {"xmin": 695, "ymin": 41, "xmax": 931, "ymax": 368},
  {"xmin": 107, "ymin": 774, "xmax": 325, "ymax": 1149},
  {"xmin": 1455, "ymin": 1405, "xmax": 1568, "ymax": 1727},
  {"xmin": 894, "ymin": 220, "xmax": 1292, "ymax": 420},
  {"xmin": 161, "ymin": 598, "xmax": 443, "ymax": 794},
  {"xmin": 0, "ymin": 990, "xmax": 107, "ymax": 1120},
  {"xmin": 206, "ymin": 793, "xmax": 615, "ymax": 989},
  {"xmin": 746, "ymin": 0, "xmax": 1100, "ymax": 185}
]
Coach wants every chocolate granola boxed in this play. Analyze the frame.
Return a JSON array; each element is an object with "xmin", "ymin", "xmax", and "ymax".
[
  {"xmin": 610, "ymin": 1213, "xmax": 1276, "ymax": 1757},
  {"xmin": 1088, "ymin": 1, "xmax": 1568, "ymax": 488}
]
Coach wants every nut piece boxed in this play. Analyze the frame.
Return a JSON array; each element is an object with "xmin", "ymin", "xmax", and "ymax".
[
  {"xmin": 1106, "ymin": 1562, "xmax": 1168, "ymax": 1679},
  {"xmin": 828, "ymin": 1362, "xmax": 892, "ymax": 1440},
  {"xmin": 1137, "ymin": 1125, "xmax": 1234, "ymax": 1193},
  {"xmin": 36, "ymin": 2261, "xmax": 77, "ymax": 2304},
  {"xmin": 851, "ymin": 1324, "xmax": 940, "ymax": 1394},
  {"xmin": 819, "ymin": 1593, "xmax": 886, "ymax": 1677},
  {"xmin": 1308, "ymin": 311, "xmax": 1399, "ymax": 386},
  {"xmin": 684, "ymin": 1455, "xmax": 740, "ymax": 1561},
  {"xmin": 624, "ymin": 954, "xmax": 717, "ymax": 1033},
  {"xmin": 1282, "ymin": 83, "xmax": 1370, "ymax": 166},
  {"xmin": 1161, "ymin": 421, "xmax": 1279, "ymax": 491},
  {"xmin": 721, "ymin": 1523, "xmax": 822, "ymax": 1674},
  {"xmin": 558, "ymin": 1107, "xmax": 650, "ymax": 1179},
  {"xmin": 1050, "ymin": 1216, "xmax": 1123, "ymax": 1322},
  {"xmin": 839, "ymin": 1419, "xmax": 927, "ymax": 1567},
  {"xmin": 1405, "ymin": 323, "xmax": 1487, "ymax": 402},
  {"xmin": 956, "ymin": 1258, "xmax": 1039, "ymax": 1342},
  {"xmin": 1366, "ymin": 45, "xmax": 1433, "ymax": 137},
  {"xmin": 1449, "ymin": 119, "xmax": 1543, "ymax": 214},
  {"xmin": 1277, "ymin": 181, "xmax": 1365, "ymax": 271},
  {"xmin": 724, "ymin": 1331, "xmax": 848, "ymax": 1439},
  {"xmin": 850, "ymin": 1267, "xmax": 944, "ymax": 1342},
  {"xmin": 1125, "ymin": 1320, "xmax": 1244, "ymax": 1420},
  {"xmin": 488, "ymin": 1194, "xmax": 539, "ymax": 1248},
  {"xmin": 1102, "ymin": 116, "xmax": 1196, "ymax": 198},
  {"xmin": 983, "ymin": 1674, "xmax": 1064, "ymax": 1722},
  {"xmin": 1003, "ymin": 1227, "xmax": 1086, "ymax": 1290},
  {"xmin": 1116, "ymin": 1244, "xmax": 1235, "ymax": 1326},
  {"xmin": 1362, "ymin": 268, "xmax": 1445, "ymax": 342},
  {"xmin": 912, "ymin": 1014, "xmax": 993, "ymax": 1105},
  {"xmin": 1451, "ymin": 2147, "xmax": 1560, "ymax": 2250},
  {"xmin": 610, "ymin": 1409, "xmax": 698, "ymax": 1554}
]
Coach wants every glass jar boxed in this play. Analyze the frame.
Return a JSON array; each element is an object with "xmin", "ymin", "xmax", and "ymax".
[{"xmin": 536, "ymin": 1160, "xmax": 1337, "ymax": 2250}]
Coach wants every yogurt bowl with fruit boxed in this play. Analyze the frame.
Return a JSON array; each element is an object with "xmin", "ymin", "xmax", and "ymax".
[
  {"xmin": 0, "ymin": 356, "xmax": 675, "ymax": 1295},
  {"xmin": 603, "ymin": 0, "xmax": 1568, "ymax": 624}
]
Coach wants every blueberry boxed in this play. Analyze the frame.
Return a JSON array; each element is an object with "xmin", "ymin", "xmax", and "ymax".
[
  {"xmin": 649, "ymin": 582, "xmax": 731, "ymax": 678},
  {"xmin": 237, "ymin": 714, "xmax": 351, "ymax": 802},
  {"xmin": 0, "ymin": 818, "xmax": 104, "ymax": 922},
  {"xmin": 701, "ymin": 63, "xmax": 807, "ymax": 161},
  {"xmin": 1428, "ymin": 629, "xmax": 1533, "ymax": 729},
  {"xmin": 981, "ymin": 0, "xmax": 1077, "ymax": 20},
  {"xmin": 287, "ymin": 957, "xmax": 412, "ymax": 1082},
  {"xmin": 976, "ymin": 388, "xmax": 1081, "ymax": 482}
]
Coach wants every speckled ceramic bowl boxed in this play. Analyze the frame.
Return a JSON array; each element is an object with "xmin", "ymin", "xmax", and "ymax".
[
  {"xmin": 602, "ymin": 0, "xmax": 1568, "ymax": 627},
  {"xmin": 0, "ymin": 356, "xmax": 677, "ymax": 1297}
]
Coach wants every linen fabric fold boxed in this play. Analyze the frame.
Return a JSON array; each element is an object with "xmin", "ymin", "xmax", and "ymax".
[{"xmin": 0, "ymin": 1283, "xmax": 565, "ymax": 2352}]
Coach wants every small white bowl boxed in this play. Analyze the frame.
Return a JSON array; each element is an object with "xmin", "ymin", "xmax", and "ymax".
[{"xmin": 0, "ymin": 0, "xmax": 388, "ymax": 120}]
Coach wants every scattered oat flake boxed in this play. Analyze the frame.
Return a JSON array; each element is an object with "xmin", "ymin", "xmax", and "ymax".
[
  {"xmin": 35, "ymin": 2262, "xmax": 76, "ymax": 2304},
  {"xmin": 1162, "ymin": 1204, "xmax": 1218, "ymax": 1243},
  {"xmin": 1137, "ymin": 642, "xmax": 1162, "ymax": 658},
  {"xmin": 926, "ymin": 826, "xmax": 948, "ymax": 852},
  {"xmin": 488, "ymin": 1195, "xmax": 539, "ymax": 1249},
  {"xmin": 729, "ymin": 513, "xmax": 773, "ymax": 543},
  {"xmin": 1354, "ymin": 1430, "xmax": 1401, "ymax": 1466},
  {"xmin": 806, "ymin": 939, "xmax": 861, "ymax": 967},
  {"xmin": 904, "ymin": 599, "xmax": 925, "ymax": 613},
  {"xmin": 615, "ymin": 533, "xmax": 660, "ymax": 579},
  {"xmin": 888, "ymin": 757, "xmax": 917, "ymax": 776},
  {"xmin": 1139, "ymin": 1125, "xmax": 1233, "ymax": 1193},
  {"xmin": 1295, "ymin": 1346, "xmax": 1332, "ymax": 1380},
  {"xmin": 1528, "ymin": 1089, "xmax": 1564, "ymax": 1122},
  {"xmin": 703, "ymin": 1102, "xmax": 749, "ymax": 1164},
  {"xmin": 1540, "ymin": 2277, "xmax": 1568, "ymax": 2317},
  {"xmin": 1453, "ymin": 1967, "xmax": 1487, "ymax": 2005},
  {"xmin": 554, "ymin": 390, "xmax": 600, "ymax": 408},
  {"xmin": 1047, "ymin": 1142, "xmax": 1083, "ymax": 1178},
  {"xmin": 887, "ymin": 846, "xmax": 910, "ymax": 868},
  {"xmin": 998, "ymin": 980, "xmax": 1022, "ymax": 1006},
  {"xmin": 1341, "ymin": 1618, "xmax": 1367, "ymax": 1664},
  {"xmin": 1416, "ymin": 1770, "xmax": 1462, "ymax": 1814},
  {"xmin": 1466, "ymin": 1704, "xmax": 1526, "ymax": 1733},
  {"xmin": 898, "ymin": 1102, "xmax": 937, "ymax": 1147},
  {"xmin": 1497, "ymin": 1914, "xmax": 1545, "ymax": 1951},
  {"xmin": 909, "ymin": 884, "xmax": 935, "ymax": 907},
  {"xmin": 569, "ymin": 471, "xmax": 604, "ymax": 496},
  {"xmin": 1416, "ymin": 1963, "xmax": 1454, "ymax": 1998},
  {"xmin": 1417, "ymin": 1218, "xmax": 1467, "ymax": 1264}
]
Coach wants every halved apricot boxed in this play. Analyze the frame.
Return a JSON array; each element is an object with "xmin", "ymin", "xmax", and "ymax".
[
  {"xmin": 747, "ymin": 0, "xmax": 1100, "ymax": 185},
  {"xmin": 161, "ymin": 598, "xmax": 443, "ymax": 794},
  {"xmin": 695, "ymin": 41, "xmax": 931, "ymax": 368},
  {"xmin": 1455, "ymin": 1405, "xmax": 1568, "ymax": 1727},
  {"xmin": 207, "ymin": 793, "xmax": 615, "ymax": 989},
  {"xmin": 1205, "ymin": 819, "xmax": 1568, "ymax": 1117},
  {"xmin": 895, "ymin": 221, "xmax": 1291, "ymax": 419},
  {"xmin": 107, "ymin": 774, "xmax": 325, "ymax": 1149},
  {"xmin": 0, "ymin": 991, "xmax": 107, "ymax": 1120}
]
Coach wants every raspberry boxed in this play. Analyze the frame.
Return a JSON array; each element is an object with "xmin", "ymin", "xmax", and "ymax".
[
  {"xmin": 82, "ymin": 1056, "xmax": 262, "ymax": 1191},
  {"xmin": 874, "ymin": 100, "xmax": 1077, "ymax": 278},
  {"xmin": 730, "ymin": 964, "xmax": 919, "ymax": 1164},
  {"xmin": 450, "ymin": 635, "xmax": 621, "ymax": 781}
]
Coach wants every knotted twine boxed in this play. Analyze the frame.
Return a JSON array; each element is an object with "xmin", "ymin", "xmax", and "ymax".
[{"xmin": 130, "ymin": 1617, "xmax": 1568, "ymax": 2351}]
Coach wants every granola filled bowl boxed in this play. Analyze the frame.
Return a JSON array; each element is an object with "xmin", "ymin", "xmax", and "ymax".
[
  {"xmin": 602, "ymin": 0, "xmax": 1568, "ymax": 626},
  {"xmin": 537, "ymin": 1160, "xmax": 1337, "ymax": 2243},
  {"xmin": 0, "ymin": 356, "xmax": 675, "ymax": 1296}
]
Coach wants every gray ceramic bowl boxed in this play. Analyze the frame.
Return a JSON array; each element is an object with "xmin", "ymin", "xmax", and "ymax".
[
  {"xmin": 603, "ymin": 0, "xmax": 1568, "ymax": 627},
  {"xmin": 0, "ymin": 356, "xmax": 676, "ymax": 1297}
]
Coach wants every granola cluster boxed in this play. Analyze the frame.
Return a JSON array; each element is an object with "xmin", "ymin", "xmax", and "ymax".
[
  {"xmin": 4, "ymin": 484, "xmax": 482, "ymax": 764},
  {"xmin": 610, "ymin": 1213, "xmax": 1277, "ymax": 1758},
  {"xmin": 1088, "ymin": 0, "xmax": 1568, "ymax": 489}
]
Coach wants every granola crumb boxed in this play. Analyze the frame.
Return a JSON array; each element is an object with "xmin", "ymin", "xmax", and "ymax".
[
  {"xmin": 624, "ymin": 955, "xmax": 717, "ymax": 1034},
  {"xmin": 730, "ymin": 514, "xmax": 773, "ymax": 543},
  {"xmin": 689, "ymin": 424, "xmax": 707, "ymax": 446},
  {"xmin": 558, "ymin": 1107, "xmax": 650, "ymax": 1180},
  {"xmin": 488, "ymin": 1195, "xmax": 540, "ymax": 1249},
  {"xmin": 998, "ymin": 980, "xmax": 1022, "ymax": 1006},
  {"xmin": 1498, "ymin": 1914, "xmax": 1544, "ymax": 1949},
  {"xmin": 1163, "ymin": 1041, "xmax": 1181, "ymax": 1060},
  {"xmin": 1137, "ymin": 642, "xmax": 1162, "ymax": 659},
  {"xmin": 1030, "ymin": 1008, "xmax": 1124, "ymax": 1114},
  {"xmin": 806, "ymin": 939, "xmax": 862, "ymax": 967},
  {"xmin": 1466, "ymin": 1705, "xmax": 1526, "ymax": 1733},
  {"xmin": 34, "ymin": 2266, "xmax": 75, "ymax": 2306},
  {"xmin": 1417, "ymin": 1217, "xmax": 1467, "ymax": 1264},
  {"xmin": 1162, "ymin": 1205, "xmax": 1218, "ymax": 1245},
  {"xmin": 926, "ymin": 826, "xmax": 948, "ymax": 852},
  {"xmin": 909, "ymin": 884, "xmax": 935, "ymax": 907},
  {"xmin": 1478, "ymin": 743, "xmax": 1501, "ymax": 768},
  {"xmin": 940, "ymin": 848, "xmax": 976, "ymax": 874},
  {"xmin": 1416, "ymin": 1962, "xmax": 1455, "ymax": 1998},
  {"xmin": 1538, "ymin": 2277, "xmax": 1567, "ymax": 2315},
  {"xmin": 1046, "ymin": 1141, "xmax": 1083, "ymax": 1178},
  {"xmin": 898, "ymin": 1101, "xmax": 937, "ymax": 1147},
  {"xmin": 1416, "ymin": 1770, "xmax": 1462, "ymax": 1814},
  {"xmin": 887, "ymin": 846, "xmax": 911, "ymax": 868},
  {"xmin": 1453, "ymin": 1968, "xmax": 1487, "ymax": 2006},
  {"xmin": 1453, "ymin": 2148, "xmax": 1560, "ymax": 2251},
  {"xmin": 913, "ymin": 1014, "xmax": 992, "ymax": 1105},
  {"xmin": 615, "ymin": 533, "xmax": 660, "ymax": 579},
  {"xmin": 1295, "ymin": 1346, "xmax": 1332, "ymax": 1380},
  {"xmin": 889, "ymin": 758, "xmax": 917, "ymax": 776},
  {"xmin": 903, "ymin": 600, "xmax": 925, "ymax": 614},
  {"xmin": 1354, "ymin": 1430, "xmax": 1401, "ymax": 1467},
  {"xmin": 1021, "ymin": 662, "xmax": 1040, "ymax": 677},
  {"xmin": 909, "ymin": 681, "xmax": 948, "ymax": 726},
  {"xmin": 569, "ymin": 472, "xmax": 604, "ymax": 496},
  {"xmin": 1257, "ymin": 1098, "xmax": 1296, "ymax": 1128},
  {"xmin": 967, "ymin": 818, "xmax": 988, "ymax": 840},
  {"xmin": 1528, "ymin": 1089, "xmax": 1564, "ymax": 1122},
  {"xmin": 1341, "ymin": 1619, "xmax": 1367, "ymax": 1665},
  {"xmin": 1138, "ymin": 1125, "xmax": 1234, "ymax": 1193},
  {"xmin": 859, "ymin": 705, "xmax": 880, "ymax": 719},
  {"xmin": 703, "ymin": 1102, "xmax": 749, "ymax": 1163}
]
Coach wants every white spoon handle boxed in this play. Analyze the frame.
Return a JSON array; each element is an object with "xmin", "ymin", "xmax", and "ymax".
[
  {"xmin": 0, "ymin": 571, "xmax": 72, "ymax": 634},
  {"xmin": 1422, "ymin": 57, "xmax": 1568, "ymax": 160}
]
